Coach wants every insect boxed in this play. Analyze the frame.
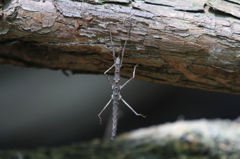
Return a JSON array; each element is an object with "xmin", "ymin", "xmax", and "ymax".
[{"xmin": 98, "ymin": 18, "xmax": 146, "ymax": 140}]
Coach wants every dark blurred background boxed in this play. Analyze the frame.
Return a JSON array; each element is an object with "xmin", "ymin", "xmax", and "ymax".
[{"xmin": 0, "ymin": 65, "xmax": 240, "ymax": 149}]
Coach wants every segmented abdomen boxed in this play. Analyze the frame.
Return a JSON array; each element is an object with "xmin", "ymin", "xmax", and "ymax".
[
  {"xmin": 111, "ymin": 97, "xmax": 118, "ymax": 140},
  {"xmin": 111, "ymin": 71, "xmax": 121, "ymax": 140}
]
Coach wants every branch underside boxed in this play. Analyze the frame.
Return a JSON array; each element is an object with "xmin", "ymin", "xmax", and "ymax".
[{"xmin": 1, "ymin": 0, "xmax": 240, "ymax": 94}]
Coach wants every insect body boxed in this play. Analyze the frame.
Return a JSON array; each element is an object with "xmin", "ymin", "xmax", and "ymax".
[{"xmin": 98, "ymin": 24, "xmax": 146, "ymax": 140}]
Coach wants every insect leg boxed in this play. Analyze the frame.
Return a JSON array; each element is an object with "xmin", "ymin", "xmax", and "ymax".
[
  {"xmin": 121, "ymin": 64, "xmax": 138, "ymax": 89},
  {"xmin": 104, "ymin": 64, "xmax": 114, "ymax": 85},
  {"xmin": 121, "ymin": 96, "xmax": 146, "ymax": 118},
  {"xmin": 98, "ymin": 97, "xmax": 112, "ymax": 125}
]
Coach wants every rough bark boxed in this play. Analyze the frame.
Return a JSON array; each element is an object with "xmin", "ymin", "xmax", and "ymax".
[
  {"xmin": 1, "ymin": 119, "xmax": 240, "ymax": 159},
  {"xmin": 1, "ymin": 0, "xmax": 240, "ymax": 94}
]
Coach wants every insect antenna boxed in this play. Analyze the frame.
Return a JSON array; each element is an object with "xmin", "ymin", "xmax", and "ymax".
[
  {"xmin": 120, "ymin": 16, "xmax": 133, "ymax": 65},
  {"xmin": 109, "ymin": 25, "xmax": 116, "ymax": 60}
]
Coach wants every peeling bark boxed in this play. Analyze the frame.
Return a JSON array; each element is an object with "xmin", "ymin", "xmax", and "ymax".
[{"xmin": 1, "ymin": 0, "xmax": 240, "ymax": 94}]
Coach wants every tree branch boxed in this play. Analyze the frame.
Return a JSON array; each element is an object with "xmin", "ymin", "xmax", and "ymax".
[
  {"xmin": 1, "ymin": 119, "xmax": 240, "ymax": 158},
  {"xmin": 1, "ymin": 0, "xmax": 240, "ymax": 94}
]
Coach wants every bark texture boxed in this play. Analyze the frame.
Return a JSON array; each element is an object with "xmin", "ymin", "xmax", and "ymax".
[
  {"xmin": 1, "ymin": 119, "xmax": 240, "ymax": 159},
  {"xmin": 1, "ymin": 0, "xmax": 240, "ymax": 94}
]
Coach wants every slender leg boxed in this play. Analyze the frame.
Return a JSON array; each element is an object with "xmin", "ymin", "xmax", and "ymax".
[
  {"xmin": 120, "ymin": 64, "xmax": 138, "ymax": 89},
  {"xmin": 98, "ymin": 97, "xmax": 112, "ymax": 125},
  {"xmin": 121, "ymin": 96, "xmax": 146, "ymax": 118},
  {"xmin": 104, "ymin": 64, "xmax": 115, "ymax": 85}
]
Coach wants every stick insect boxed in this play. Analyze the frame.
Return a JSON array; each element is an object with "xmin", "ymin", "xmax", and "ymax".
[{"xmin": 98, "ymin": 18, "xmax": 146, "ymax": 140}]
